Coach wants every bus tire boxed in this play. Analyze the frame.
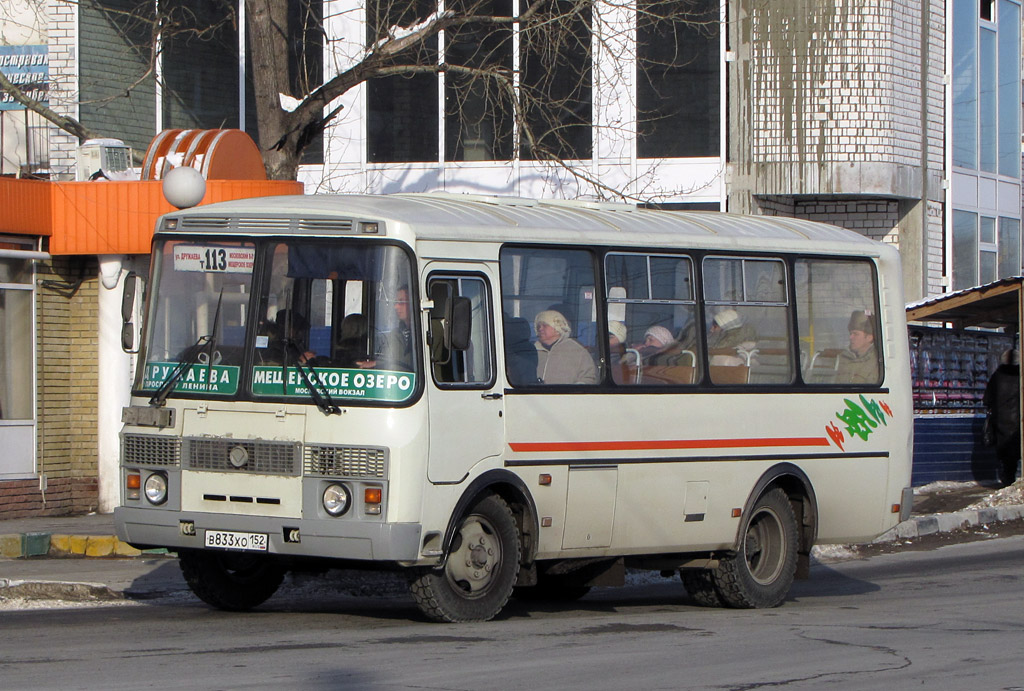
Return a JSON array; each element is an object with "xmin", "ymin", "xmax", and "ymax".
[
  {"xmin": 712, "ymin": 488, "xmax": 798, "ymax": 609},
  {"xmin": 410, "ymin": 493, "xmax": 521, "ymax": 622},
  {"xmin": 679, "ymin": 569, "xmax": 724, "ymax": 607},
  {"xmin": 178, "ymin": 549, "xmax": 285, "ymax": 611}
]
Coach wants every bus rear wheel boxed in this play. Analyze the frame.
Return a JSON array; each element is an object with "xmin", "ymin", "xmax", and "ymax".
[
  {"xmin": 410, "ymin": 493, "xmax": 521, "ymax": 623},
  {"xmin": 712, "ymin": 488, "xmax": 798, "ymax": 609},
  {"xmin": 178, "ymin": 549, "xmax": 285, "ymax": 611}
]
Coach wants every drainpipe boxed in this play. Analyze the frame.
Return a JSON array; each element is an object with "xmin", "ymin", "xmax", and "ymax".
[{"xmin": 97, "ymin": 255, "xmax": 131, "ymax": 513}]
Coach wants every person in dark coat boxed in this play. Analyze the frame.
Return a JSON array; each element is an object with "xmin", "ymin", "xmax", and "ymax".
[{"xmin": 983, "ymin": 349, "xmax": 1021, "ymax": 487}]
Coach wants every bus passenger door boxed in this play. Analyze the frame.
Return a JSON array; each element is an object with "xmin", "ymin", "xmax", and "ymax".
[{"xmin": 425, "ymin": 269, "xmax": 504, "ymax": 483}]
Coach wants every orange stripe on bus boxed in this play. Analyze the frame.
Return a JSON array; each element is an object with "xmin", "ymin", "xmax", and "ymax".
[{"xmin": 508, "ymin": 437, "xmax": 832, "ymax": 453}]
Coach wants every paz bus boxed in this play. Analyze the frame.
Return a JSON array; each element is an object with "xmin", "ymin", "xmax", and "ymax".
[{"xmin": 115, "ymin": 193, "xmax": 913, "ymax": 622}]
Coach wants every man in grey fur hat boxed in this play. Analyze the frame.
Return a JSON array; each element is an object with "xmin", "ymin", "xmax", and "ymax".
[{"xmin": 836, "ymin": 310, "xmax": 879, "ymax": 385}]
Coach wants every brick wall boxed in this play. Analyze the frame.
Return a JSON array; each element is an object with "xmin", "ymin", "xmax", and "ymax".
[
  {"xmin": 744, "ymin": 0, "xmax": 943, "ymax": 169},
  {"xmin": 47, "ymin": 0, "xmax": 80, "ymax": 178},
  {"xmin": 794, "ymin": 198, "xmax": 901, "ymax": 245},
  {"xmin": 0, "ymin": 476, "xmax": 98, "ymax": 519}
]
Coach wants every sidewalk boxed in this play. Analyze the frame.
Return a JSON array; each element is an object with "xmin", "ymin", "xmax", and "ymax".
[{"xmin": 1, "ymin": 481, "xmax": 1022, "ymax": 604}]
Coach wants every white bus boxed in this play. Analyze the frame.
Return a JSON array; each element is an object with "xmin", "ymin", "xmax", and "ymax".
[{"xmin": 115, "ymin": 193, "xmax": 913, "ymax": 622}]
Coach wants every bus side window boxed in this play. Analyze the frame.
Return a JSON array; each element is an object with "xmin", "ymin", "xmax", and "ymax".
[
  {"xmin": 795, "ymin": 259, "xmax": 881, "ymax": 386},
  {"xmin": 428, "ymin": 275, "xmax": 495, "ymax": 387},
  {"xmin": 499, "ymin": 246, "xmax": 598, "ymax": 386},
  {"xmin": 606, "ymin": 252, "xmax": 700, "ymax": 387}
]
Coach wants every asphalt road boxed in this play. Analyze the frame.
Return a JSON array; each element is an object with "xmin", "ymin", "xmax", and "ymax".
[{"xmin": 1, "ymin": 535, "xmax": 1022, "ymax": 691}]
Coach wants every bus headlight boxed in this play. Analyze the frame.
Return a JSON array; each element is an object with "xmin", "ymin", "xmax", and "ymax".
[
  {"xmin": 144, "ymin": 472, "xmax": 168, "ymax": 505},
  {"xmin": 322, "ymin": 483, "xmax": 351, "ymax": 517}
]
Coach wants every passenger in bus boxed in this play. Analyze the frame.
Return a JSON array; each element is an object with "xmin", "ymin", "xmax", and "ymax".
[
  {"xmin": 637, "ymin": 325, "xmax": 678, "ymax": 366},
  {"xmin": 266, "ymin": 309, "xmax": 316, "ymax": 365},
  {"xmin": 534, "ymin": 309, "xmax": 598, "ymax": 385},
  {"xmin": 707, "ymin": 309, "xmax": 757, "ymax": 366},
  {"xmin": 608, "ymin": 320, "xmax": 636, "ymax": 384},
  {"xmin": 378, "ymin": 286, "xmax": 414, "ymax": 370},
  {"xmin": 334, "ymin": 313, "xmax": 374, "ymax": 368},
  {"xmin": 836, "ymin": 310, "xmax": 878, "ymax": 384}
]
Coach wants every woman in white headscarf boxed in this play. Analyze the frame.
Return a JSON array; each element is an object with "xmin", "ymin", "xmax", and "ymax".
[
  {"xmin": 708, "ymin": 309, "xmax": 757, "ymax": 366},
  {"xmin": 534, "ymin": 310, "xmax": 598, "ymax": 384}
]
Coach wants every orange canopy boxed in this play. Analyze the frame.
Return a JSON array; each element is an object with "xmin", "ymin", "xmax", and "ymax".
[{"xmin": 0, "ymin": 177, "xmax": 302, "ymax": 255}]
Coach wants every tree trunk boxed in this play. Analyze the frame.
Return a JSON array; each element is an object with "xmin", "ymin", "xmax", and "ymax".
[{"xmin": 245, "ymin": 0, "xmax": 302, "ymax": 180}]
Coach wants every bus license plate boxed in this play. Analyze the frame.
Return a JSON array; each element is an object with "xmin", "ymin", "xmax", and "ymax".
[{"xmin": 204, "ymin": 529, "xmax": 268, "ymax": 552}]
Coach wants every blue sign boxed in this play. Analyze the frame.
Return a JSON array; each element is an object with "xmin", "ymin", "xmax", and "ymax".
[{"xmin": 0, "ymin": 45, "xmax": 48, "ymax": 110}]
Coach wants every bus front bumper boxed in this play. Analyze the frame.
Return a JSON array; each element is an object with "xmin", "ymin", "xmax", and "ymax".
[{"xmin": 115, "ymin": 506, "xmax": 422, "ymax": 563}]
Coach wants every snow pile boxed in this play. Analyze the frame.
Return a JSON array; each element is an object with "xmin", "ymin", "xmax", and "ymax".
[
  {"xmin": 966, "ymin": 479, "xmax": 1024, "ymax": 509},
  {"xmin": 913, "ymin": 480, "xmax": 978, "ymax": 495}
]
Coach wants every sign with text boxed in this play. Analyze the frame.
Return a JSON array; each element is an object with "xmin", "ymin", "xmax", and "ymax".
[
  {"xmin": 142, "ymin": 362, "xmax": 240, "ymax": 395},
  {"xmin": 252, "ymin": 366, "xmax": 415, "ymax": 402},
  {"xmin": 173, "ymin": 245, "xmax": 255, "ymax": 274},
  {"xmin": 0, "ymin": 45, "xmax": 47, "ymax": 110}
]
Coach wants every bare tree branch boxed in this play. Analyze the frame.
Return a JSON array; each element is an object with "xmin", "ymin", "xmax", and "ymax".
[{"xmin": 0, "ymin": 67, "xmax": 99, "ymax": 142}]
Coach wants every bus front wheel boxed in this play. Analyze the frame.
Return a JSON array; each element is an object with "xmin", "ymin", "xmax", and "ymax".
[
  {"xmin": 410, "ymin": 493, "xmax": 521, "ymax": 623},
  {"xmin": 178, "ymin": 549, "xmax": 285, "ymax": 611},
  {"xmin": 712, "ymin": 488, "xmax": 798, "ymax": 609}
]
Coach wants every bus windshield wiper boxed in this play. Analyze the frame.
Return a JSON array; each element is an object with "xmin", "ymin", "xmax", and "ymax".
[
  {"xmin": 285, "ymin": 344, "xmax": 341, "ymax": 416},
  {"xmin": 149, "ymin": 334, "xmax": 211, "ymax": 407}
]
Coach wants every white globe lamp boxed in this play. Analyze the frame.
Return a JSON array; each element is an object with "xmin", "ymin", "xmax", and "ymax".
[{"xmin": 162, "ymin": 166, "xmax": 207, "ymax": 209}]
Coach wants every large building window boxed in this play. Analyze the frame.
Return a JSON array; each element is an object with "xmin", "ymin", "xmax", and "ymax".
[
  {"xmin": 953, "ymin": 0, "xmax": 978, "ymax": 169},
  {"xmin": 520, "ymin": 0, "xmax": 592, "ymax": 160},
  {"xmin": 952, "ymin": 0, "xmax": 1021, "ymax": 175},
  {"xmin": 444, "ymin": 0, "xmax": 514, "ymax": 161},
  {"xmin": 637, "ymin": 0, "xmax": 719, "ymax": 158},
  {"xmin": 161, "ymin": 0, "xmax": 240, "ymax": 130},
  {"xmin": 953, "ymin": 211, "xmax": 1022, "ymax": 290},
  {"xmin": 366, "ymin": 0, "xmax": 440, "ymax": 163},
  {"xmin": 996, "ymin": 0, "xmax": 1020, "ymax": 177}
]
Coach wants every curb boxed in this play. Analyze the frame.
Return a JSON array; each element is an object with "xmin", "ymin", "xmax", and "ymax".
[
  {"xmin": 0, "ymin": 578, "xmax": 124, "ymax": 601},
  {"xmin": 872, "ymin": 504, "xmax": 1024, "ymax": 543},
  {"xmin": 0, "ymin": 532, "xmax": 167, "ymax": 559}
]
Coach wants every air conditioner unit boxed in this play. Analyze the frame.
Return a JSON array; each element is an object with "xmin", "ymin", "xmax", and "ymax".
[{"xmin": 76, "ymin": 139, "xmax": 133, "ymax": 181}]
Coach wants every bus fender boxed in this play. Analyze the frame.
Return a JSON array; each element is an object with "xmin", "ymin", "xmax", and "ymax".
[
  {"xmin": 737, "ymin": 463, "xmax": 819, "ymax": 579},
  {"xmin": 440, "ymin": 469, "xmax": 540, "ymax": 567}
]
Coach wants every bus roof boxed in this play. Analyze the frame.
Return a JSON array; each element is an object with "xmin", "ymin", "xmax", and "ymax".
[{"xmin": 163, "ymin": 193, "xmax": 887, "ymax": 255}]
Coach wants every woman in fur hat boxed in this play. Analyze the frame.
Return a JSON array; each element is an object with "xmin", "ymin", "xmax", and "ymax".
[{"xmin": 534, "ymin": 310, "xmax": 598, "ymax": 385}]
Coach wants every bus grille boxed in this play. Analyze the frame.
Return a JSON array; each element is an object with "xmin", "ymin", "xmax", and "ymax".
[
  {"xmin": 184, "ymin": 438, "xmax": 301, "ymax": 476},
  {"xmin": 122, "ymin": 434, "xmax": 181, "ymax": 467},
  {"xmin": 304, "ymin": 445, "xmax": 387, "ymax": 478}
]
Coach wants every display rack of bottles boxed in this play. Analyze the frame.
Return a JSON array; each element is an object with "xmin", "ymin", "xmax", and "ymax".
[{"xmin": 909, "ymin": 326, "xmax": 1013, "ymax": 414}]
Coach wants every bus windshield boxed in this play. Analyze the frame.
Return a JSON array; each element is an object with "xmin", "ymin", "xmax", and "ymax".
[{"xmin": 138, "ymin": 238, "xmax": 418, "ymax": 405}]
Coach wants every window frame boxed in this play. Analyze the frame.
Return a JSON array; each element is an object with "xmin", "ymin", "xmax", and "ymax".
[{"xmin": 427, "ymin": 271, "xmax": 497, "ymax": 390}]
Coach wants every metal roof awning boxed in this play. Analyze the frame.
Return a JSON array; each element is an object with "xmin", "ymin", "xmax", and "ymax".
[{"xmin": 906, "ymin": 277, "xmax": 1024, "ymax": 330}]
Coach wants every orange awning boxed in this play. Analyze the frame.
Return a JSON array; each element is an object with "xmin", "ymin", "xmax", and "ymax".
[{"xmin": 0, "ymin": 177, "xmax": 303, "ymax": 255}]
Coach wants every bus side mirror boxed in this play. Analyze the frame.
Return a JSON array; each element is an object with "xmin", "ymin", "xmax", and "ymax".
[
  {"xmin": 427, "ymin": 283, "xmax": 472, "ymax": 365},
  {"xmin": 121, "ymin": 272, "xmax": 142, "ymax": 353}
]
